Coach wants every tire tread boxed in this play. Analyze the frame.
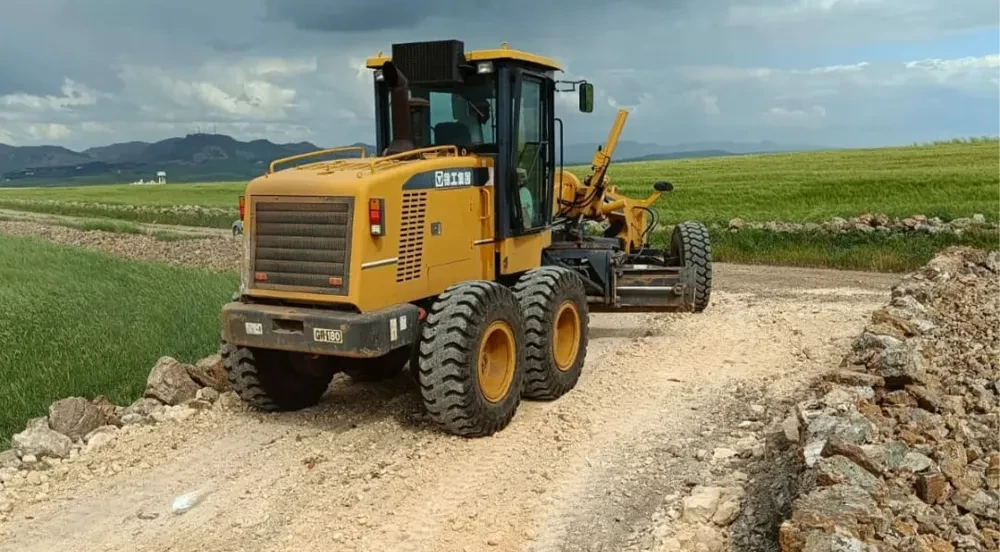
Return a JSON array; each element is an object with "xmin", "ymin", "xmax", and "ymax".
[
  {"xmin": 416, "ymin": 281, "xmax": 526, "ymax": 437},
  {"xmin": 513, "ymin": 266, "xmax": 589, "ymax": 400}
]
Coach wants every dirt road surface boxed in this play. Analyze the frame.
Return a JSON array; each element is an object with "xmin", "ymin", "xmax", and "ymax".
[{"xmin": 0, "ymin": 263, "xmax": 899, "ymax": 552}]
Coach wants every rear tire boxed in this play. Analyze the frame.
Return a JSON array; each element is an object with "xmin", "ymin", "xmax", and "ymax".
[
  {"xmin": 513, "ymin": 267, "xmax": 589, "ymax": 400},
  {"xmin": 670, "ymin": 221, "xmax": 712, "ymax": 312},
  {"xmin": 221, "ymin": 343, "xmax": 335, "ymax": 411},
  {"xmin": 416, "ymin": 281, "xmax": 526, "ymax": 437}
]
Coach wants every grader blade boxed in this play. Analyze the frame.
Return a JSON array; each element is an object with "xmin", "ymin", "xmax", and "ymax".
[{"xmin": 590, "ymin": 264, "xmax": 698, "ymax": 313}]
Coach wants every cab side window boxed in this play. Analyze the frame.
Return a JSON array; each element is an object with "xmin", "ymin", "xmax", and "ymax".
[{"xmin": 515, "ymin": 77, "xmax": 546, "ymax": 229}]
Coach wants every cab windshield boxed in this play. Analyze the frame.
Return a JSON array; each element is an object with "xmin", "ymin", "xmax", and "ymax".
[{"xmin": 383, "ymin": 74, "xmax": 497, "ymax": 153}]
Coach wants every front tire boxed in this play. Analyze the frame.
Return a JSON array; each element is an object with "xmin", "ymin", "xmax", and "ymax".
[
  {"xmin": 221, "ymin": 343, "xmax": 335, "ymax": 411},
  {"xmin": 670, "ymin": 221, "xmax": 712, "ymax": 312},
  {"xmin": 513, "ymin": 267, "xmax": 589, "ymax": 400},
  {"xmin": 416, "ymin": 281, "xmax": 526, "ymax": 437}
]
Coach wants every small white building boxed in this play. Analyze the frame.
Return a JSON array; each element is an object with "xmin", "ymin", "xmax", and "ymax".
[{"xmin": 156, "ymin": 171, "xmax": 167, "ymax": 184}]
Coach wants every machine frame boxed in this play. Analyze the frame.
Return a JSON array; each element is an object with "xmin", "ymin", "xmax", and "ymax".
[{"xmin": 218, "ymin": 39, "xmax": 712, "ymax": 438}]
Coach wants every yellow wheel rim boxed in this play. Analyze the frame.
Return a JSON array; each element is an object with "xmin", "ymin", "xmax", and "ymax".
[
  {"xmin": 552, "ymin": 300, "xmax": 581, "ymax": 372},
  {"xmin": 478, "ymin": 320, "xmax": 517, "ymax": 403}
]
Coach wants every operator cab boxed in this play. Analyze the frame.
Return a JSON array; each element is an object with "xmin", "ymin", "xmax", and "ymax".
[{"xmin": 366, "ymin": 40, "xmax": 594, "ymax": 240}]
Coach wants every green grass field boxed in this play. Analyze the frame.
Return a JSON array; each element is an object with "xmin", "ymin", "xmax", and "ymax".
[
  {"xmin": 0, "ymin": 182, "xmax": 242, "ymax": 227},
  {"xmin": 707, "ymin": 228, "xmax": 998, "ymax": 272},
  {"xmin": 0, "ymin": 140, "xmax": 996, "ymax": 271},
  {"xmin": 2, "ymin": 140, "xmax": 997, "ymax": 226},
  {"xmin": 610, "ymin": 139, "xmax": 998, "ymax": 224},
  {"xmin": 0, "ymin": 182, "xmax": 244, "ymax": 208},
  {"xmin": 0, "ymin": 236, "xmax": 238, "ymax": 446}
]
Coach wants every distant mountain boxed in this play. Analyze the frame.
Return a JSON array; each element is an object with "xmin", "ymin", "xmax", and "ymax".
[
  {"xmin": 618, "ymin": 149, "xmax": 737, "ymax": 163},
  {"xmin": 0, "ymin": 144, "xmax": 92, "ymax": 176},
  {"xmin": 0, "ymin": 134, "xmax": 377, "ymax": 187},
  {"xmin": 0, "ymin": 133, "xmax": 824, "ymax": 187},
  {"xmin": 82, "ymin": 141, "xmax": 151, "ymax": 163}
]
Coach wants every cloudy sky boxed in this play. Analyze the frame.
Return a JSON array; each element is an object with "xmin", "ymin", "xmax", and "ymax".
[{"xmin": 0, "ymin": 0, "xmax": 997, "ymax": 150}]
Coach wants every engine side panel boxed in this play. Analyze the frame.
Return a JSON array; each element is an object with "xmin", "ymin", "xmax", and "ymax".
[{"xmin": 241, "ymin": 156, "xmax": 497, "ymax": 313}]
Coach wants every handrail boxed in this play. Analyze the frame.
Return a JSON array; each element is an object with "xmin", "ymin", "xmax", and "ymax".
[
  {"xmin": 268, "ymin": 146, "xmax": 368, "ymax": 175},
  {"xmin": 367, "ymin": 145, "xmax": 460, "ymax": 173}
]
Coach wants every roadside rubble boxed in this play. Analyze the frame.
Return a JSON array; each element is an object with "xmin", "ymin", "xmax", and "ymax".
[
  {"xmin": 724, "ymin": 213, "xmax": 997, "ymax": 235},
  {"xmin": 0, "ymin": 355, "xmax": 237, "ymax": 520},
  {"xmin": 776, "ymin": 247, "xmax": 1000, "ymax": 551}
]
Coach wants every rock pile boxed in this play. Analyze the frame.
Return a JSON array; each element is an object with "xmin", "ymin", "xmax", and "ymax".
[
  {"xmin": 0, "ymin": 355, "xmax": 236, "ymax": 519},
  {"xmin": 0, "ymin": 198, "xmax": 237, "ymax": 218},
  {"xmin": 725, "ymin": 213, "xmax": 996, "ymax": 235},
  {"xmin": 778, "ymin": 247, "xmax": 1000, "ymax": 551},
  {"xmin": 662, "ymin": 484, "xmax": 748, "ymax": 551}
]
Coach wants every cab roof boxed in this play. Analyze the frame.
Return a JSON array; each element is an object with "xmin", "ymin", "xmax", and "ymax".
[{"xmin": 365, "ymin": 42, "xmax": 562, "ymax": 72}]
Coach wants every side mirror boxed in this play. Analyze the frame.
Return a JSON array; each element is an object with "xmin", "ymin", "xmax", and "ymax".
[{"xmin": 579, "ymin": 82, "xmax": 594, "ymax": 113}]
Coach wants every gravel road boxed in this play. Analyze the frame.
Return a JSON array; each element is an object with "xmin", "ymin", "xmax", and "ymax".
[
  {"xmin": 0, "ymin": 215, "xmax": 897, "ymax": 552},
  {"xmin": 0, "ymin": 217, "xmax": 898, "ymax": 552}
]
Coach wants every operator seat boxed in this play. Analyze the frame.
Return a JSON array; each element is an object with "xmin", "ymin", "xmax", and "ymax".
[{"xmin": 433, "ymin": 122, "xmax": 472, "ymax": 147}]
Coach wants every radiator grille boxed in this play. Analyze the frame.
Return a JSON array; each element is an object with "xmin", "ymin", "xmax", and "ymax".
[
  {"xmin": 251, "ymin": 198, "xmax": 353, "ymax": 295},
  {"xmin": 391, "ymin": 40, "xmax": 464, "ymax": 85},
  {"xmin": 396, "ymin": 192, "xmax": 427, "ymax": 282}
]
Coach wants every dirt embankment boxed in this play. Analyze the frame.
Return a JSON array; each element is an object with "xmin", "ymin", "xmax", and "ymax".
[
  {"xmin": 0, "ymin": 262, "xmax": 897, "ymax": 552},
  {"xmin": 0, "ymin": 219, "xmax": 241, "ymax": 273}
]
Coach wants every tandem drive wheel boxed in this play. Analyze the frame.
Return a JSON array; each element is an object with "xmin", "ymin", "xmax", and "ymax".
[
  {"xmin": 513, "ymin": 267, "xmax": 589, "ymax": 400},
  {"xmin": 414, "ymin": 281, "xmax": 526, "ymax": 437},
  {"xmin": 221, "ymin": 343, "xmax": 335, "ymax": 411}
]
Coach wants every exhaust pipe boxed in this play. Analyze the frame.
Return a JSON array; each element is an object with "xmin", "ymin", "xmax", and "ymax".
[{"xmin": 382, "ymin": 62, "xmax": 414, "ymax": 155}]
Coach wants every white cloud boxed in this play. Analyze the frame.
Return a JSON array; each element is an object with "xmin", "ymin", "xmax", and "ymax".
[
  {"xmin": 763, "ymin": 105, "xmax": 827, "ymax": 126},
  {"xmin": 702, "ymin": 95, "xmax": 721, "ymax": 116},
  {"xmin": 118, "ymin": 57, "xmax": 314, "ymax": 120},
  {"xmin": 26, "ymin": 123, "xmax": 72, "ymax": 141},
  {"xmin": 0, "ymin": 0, "xmax": 996, "ymax": 149},
  {"xmin": 246, "ymin": 57, "xmax": 318, "ymax": 77},
  {"xmin": 0, "ymin": 127, "xmax": 16, "ymax": 145},
  {"xmin": 0, "ymin": 78, "xmax": 101, "ymax": 112},
  {"xmin": 80, "ymin": 121, "xmax": 112, "ymax": 133},
  {"xmin": 903, "ymin": 55, "xmax": 1000, "ymax": 89},
  {"xmin": 676, "ymin": 55, "xmax": 998, "ymax": 95}
]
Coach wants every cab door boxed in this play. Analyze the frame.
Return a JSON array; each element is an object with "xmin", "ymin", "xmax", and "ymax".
[{"xmin": 494, "ymin": 67, "xmax": 556, "ymax": 275}]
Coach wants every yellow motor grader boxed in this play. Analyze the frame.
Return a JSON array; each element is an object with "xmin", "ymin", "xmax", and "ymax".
[{"xmin": 220, "ymin": 39, "xmax": 712, "ymax": 437}]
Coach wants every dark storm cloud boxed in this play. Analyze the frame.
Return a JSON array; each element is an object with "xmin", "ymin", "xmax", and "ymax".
[
  {"xmin": 262, "ymin": 0, "xmax": 688, "ymax": 33},
  {"xmin": 0, "ymin": 0, "xmax": 996, "ymax": 149},
  {"xmin": 264, "ymin": 0, "xmax": 477, "ymax": 32}
]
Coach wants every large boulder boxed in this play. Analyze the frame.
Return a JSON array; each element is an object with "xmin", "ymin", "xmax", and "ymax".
[
  {"xmin": 48, "ymin": 397, "xmax": 105, "ymax": 440},
  {"xmin": 779, "ymin": 484, "xmax": 888, "ymax": 549},
  {"xmin": 187, "ymin": 354, "xmax": 229, "ymax": 392},
  {"xmin": 682, "ymin": 486, "xmax": 722, "ymax": 524},
  {"xmin": 145, "ymin": 357, "xmax": 200, "ymax": 406},
  {"xmin": 873, "ymin": 343, "xmax": 927, "ymax": 388},
  {"xmin": 11, "ymin": 417, "xmax": 72, "ymax": 459},
  {"xmin": 124, "ymin": 397, "xmax": 165, "ymax": 418}
]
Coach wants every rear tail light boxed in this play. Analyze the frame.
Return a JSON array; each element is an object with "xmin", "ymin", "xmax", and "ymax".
[
  {"xmin": 369, "ymin": 198, "xmax": 385, "ymax": 236},
  {"xmin": 238, "ymin": 195, "xmax": 246, "ymax": 220}
]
